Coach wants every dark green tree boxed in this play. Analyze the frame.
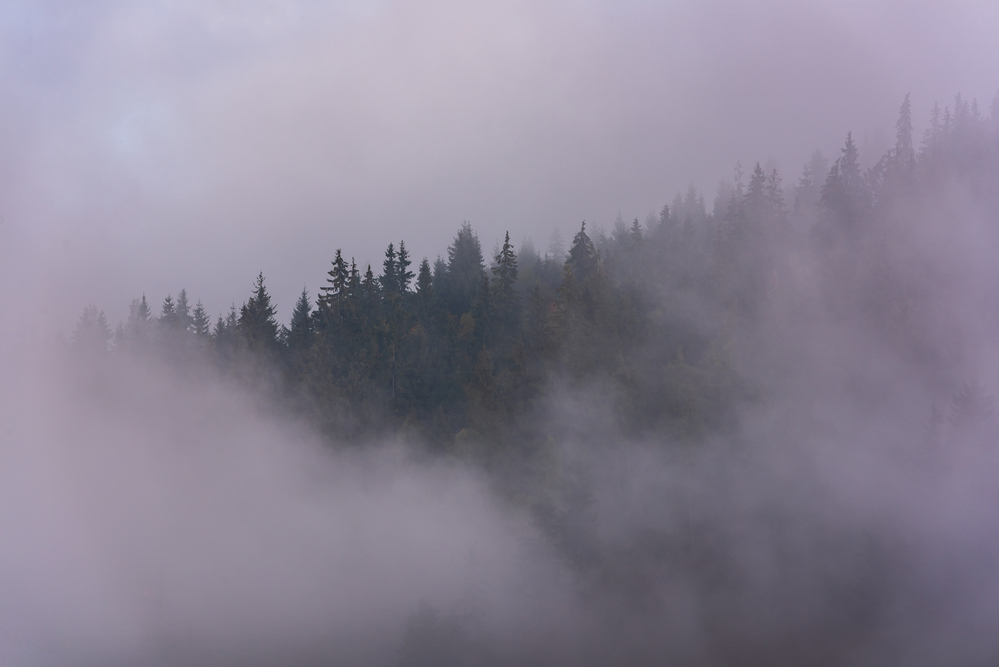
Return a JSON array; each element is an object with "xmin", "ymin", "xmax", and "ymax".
[
  {"xmin": 176, "ymin": 289, "xmax": 193, "ymax": 333},
  {"xmin": 443, "ymin": 222, "xmax": 485, "ymax": 314},
  {"xmin": 238, "ymin": 272, "xmax": 280, "ymax": 354},
  {"xmin": 398, "ymin": 240, "xmax": 415, "ymax": 293},
  {"xmin": 191, "ymin": 300, "xmax": 211, "ymax": 342},
  {"xmin": 380, "ymin": 243, "xmax": 399, "ymax": 295},
  {"xmin": 566, "ymin": 221, "xmax": 597, "ymax": 281},
  {"xmin": 416, "ymin": 258, "xmax": 434, "ymax": 305},
  {"xmin": 160, "ymin": 294, "xmax": 178, "ymax": 329},
  {"xmin": 287, "ymin": 287, "xmax": 314, "ymax": 354}
]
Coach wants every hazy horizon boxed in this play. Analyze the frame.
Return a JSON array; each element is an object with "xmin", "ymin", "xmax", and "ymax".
[{"xmin": 2, "ymin": 0, "xmax": 998, "ymax": 327}]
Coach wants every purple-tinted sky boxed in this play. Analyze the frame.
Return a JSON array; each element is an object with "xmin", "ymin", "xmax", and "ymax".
[{"xmin": 1, "ymin": 0, "xmax": 997, "ymax": 327}]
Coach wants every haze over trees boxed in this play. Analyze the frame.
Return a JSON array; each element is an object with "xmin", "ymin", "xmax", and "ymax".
[{"xmin": 67, "ymin": 93, "xmax": 999, "ymax": 665}]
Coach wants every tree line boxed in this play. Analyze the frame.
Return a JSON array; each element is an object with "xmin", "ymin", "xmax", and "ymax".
[{"xmin": 72, "ymin": 92, "xmax": 999, "ymax": 459}]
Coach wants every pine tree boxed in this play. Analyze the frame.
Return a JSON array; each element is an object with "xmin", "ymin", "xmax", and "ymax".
[
  {"xmin": 362, "ymin": 264, "xmax": 380, "ymax": 313},
  {"xmin": 321, "ymin": 249, "xmax": 350, "ymax": 308},
  {"xmin": 176, "ymin": 289, "xmax": 193, "ymax": 333},
  {"xmin": 566, "ymin": 221, "xmax": 597, "ymax": 281},
  {"xmin": 398, "ymin": 240, "xmax": 414, "ymax": 293},
  {"xmin": 287, "ymin": 287, "xmax": 314, "ymax": 357},
  {"xmin": 894, "ymin": 93, "xmax": 915, "ymax": 175},
  {"xmin": 126, "ymin": 294, "xmax": 152, "ymax": 343},
  {"xmin": 160, "ymin": 294, "xmax": 178, "ymax": 329},
  {"xmin": 238, "ymin": 272, "xmax": 280, "ymax": 354},
  {"xmin": 629, "ymin": 218, "xmax": 643, "ymax": 246},
  {"xmin": 416, "ymin": 258, "xmax": 434, "ymax": 304},
  {"xmin": 191, "ymin": 300, "xmax": 211, "ymax": 339},
  {"xmin": 491, "ymin": 231, "xmax": 520, "ymax": 335},
  {"xmin": 380, "ymin": 243, "xmax": 399, "ymax": 295},
  {"xmin": 443, "ymin": 222, "xmax": 485, "ymax": 314},
  {"xmin": 547, "ymin": 227, "xmax": 566, "ymax": 265},
  {"xmin": 819, "ymin": 132, "xmax": 869, "ymax": 232},
  {"xmin": 491, "ymin": 231, "xmax": 518, "ymax": 295}
]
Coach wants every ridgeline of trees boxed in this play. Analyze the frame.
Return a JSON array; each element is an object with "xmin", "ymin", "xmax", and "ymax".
[
  {"xmin": 74, "ymin": 93, "xmax": 999, "ymax": 459},
  {"xmin": 65, "ymin": 92, "xmax": 999, "ymax": 666}
]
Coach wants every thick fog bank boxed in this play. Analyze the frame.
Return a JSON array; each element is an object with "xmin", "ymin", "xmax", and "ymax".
[
  {"xmin": 4, "ymin": 339, "xmax": 999, "ymax": 666},
  {"xmin": 7, "ymin": 111, "xmax": 999, "ymax": 663},
  {"xmin": 0, "ymin": 349, "xmax": 573, "ymax": 666}
]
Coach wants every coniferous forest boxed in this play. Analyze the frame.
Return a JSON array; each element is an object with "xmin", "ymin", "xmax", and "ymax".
[{"xmin": 64, "ymin": 93, "xmax": 999, "ymax": 665}]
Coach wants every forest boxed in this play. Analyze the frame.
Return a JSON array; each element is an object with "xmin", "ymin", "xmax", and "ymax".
[{"xmin": 65, "ymin": 93, "xmax": 999, "ymax": 665}]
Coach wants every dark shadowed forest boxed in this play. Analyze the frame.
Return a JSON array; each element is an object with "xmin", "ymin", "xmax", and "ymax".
[{"xmin": 61, "ymin": 93, "xmax": 999, "ymax": 666}]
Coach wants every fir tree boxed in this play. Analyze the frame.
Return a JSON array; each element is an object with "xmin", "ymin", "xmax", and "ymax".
[
  {"xmin": 321, "ymin": 249, "xmax": 350, "ymax": 307},
  {"xmin": 191, "ymin": 300, "xmax": 211, "ymax": 339},
  {"xmin": 443, "ymin": 222, "xmax": 485, "ymax": 314},
  {"xmin": 380, "ymin": 242, "xmax": 399, "ymax": 295},
  {"xmin": 894, "ymin": 92, "xmax": 915, "ymax": 175},
  {"xmin": 416, "ymin": 258, "xmax": 434, "ymax": 304},
  {"xmin": 566, "ymin": 221, "xmax": 597, "ymax": 281},
  {"xmin": 160, "ymin": 294, "xmax": 178, "ymax": 329},
  {"xmin": 491, "ymin": 231, "xmax": 518, "ymax": 296},
  {"xmin": 398, "ymin": 240, "xmax": 414, "ymax": 293},
  {"xmin": 126, "ymin": 294, "xmax": 152, "ymax": 343},
  {"xmin": 287, "ymin": 287, "xmax": 314, "ymax": 356},
  {"xmin": 238, "ymin": 272, "xmax": 280, "ymax": 354},
  {"xmin": 176, "ymin": 289, "xmax": 193, "ymax": 333}
]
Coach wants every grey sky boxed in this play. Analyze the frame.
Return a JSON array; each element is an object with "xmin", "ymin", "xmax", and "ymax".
[{"xmin": 2, "ymin": 0, "xmax": 997, "ymax": 327}]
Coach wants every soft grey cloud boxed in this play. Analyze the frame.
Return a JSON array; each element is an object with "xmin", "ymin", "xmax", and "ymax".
[{"xmin": 2, "ymin": 0, "xmax": 997, "ymax": 327}]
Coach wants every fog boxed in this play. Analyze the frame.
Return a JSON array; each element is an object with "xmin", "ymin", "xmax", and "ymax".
[
  {"xmin": 3, "ymin": 1, "xmax": 999, "ymax": 666},
  {"xmin": 2, "ymin": 0, "xmax": 998, "ymax": 320}
]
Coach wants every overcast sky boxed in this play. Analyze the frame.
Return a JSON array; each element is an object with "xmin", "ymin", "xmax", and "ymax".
[{"xmin": 1, "ymin": 0, "xmax": 997, "ymax": 328}]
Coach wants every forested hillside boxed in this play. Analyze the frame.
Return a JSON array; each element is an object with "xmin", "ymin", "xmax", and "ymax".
[
  {"xmin": 74, "ymin": 93, "xmax": 999, "ymax": 455},
  {"xmin": 63, "ymin": 93, "xmax": 999, "ymax": 664}
]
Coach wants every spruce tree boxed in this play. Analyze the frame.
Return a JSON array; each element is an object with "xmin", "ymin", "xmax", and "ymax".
[
  {"xmin": 380, "ymin": 243, "xmax": 399, "ymax": 295},
  {"xmin": 176, "ymin": 289, "xmax": 193, "ymax": 333},
  {"xmin": 416, "ymin": 258, "xmax": 434, "ymax": 304},
  {"xmin": 441, "ymin": 222, "xmax": 485, "ymax": 314},
  {"xmin": 287, "ymin": 287, "xmax": 314, "ymax": 356},
  {"xmin": 238, "ymin": 272, "xmax": 280, "ymax": 354},
  {"xmin": 321, "ymin": 249, "xmax": 350, "ymax": 308},
  {"xmin": 191, "ymin": 300, "xmax": 211, "ymax": 339},
  {"xmin": 895, "ymin": 93, "xmax": 914, "ymax": 174},
  {"xmin": 160, "ymin": 294, "xmax": 178, "ymax": 329},
  {"xmin": 566, "ymin": 221, "xmax": 597, "ymax": 281},
  {"xmin": 398, "ymin": 240, "xmax": 414, "ymax": 293},
  {"xmin": 491, "ymin": 231, "xmax": 518, "ymax": 296},
  {"xmin": 126, "ymin": 294, "xmax": 152, "ymax": 344}
]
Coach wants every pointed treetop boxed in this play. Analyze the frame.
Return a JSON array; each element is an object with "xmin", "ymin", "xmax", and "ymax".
[{"xmin": 566, "ymin": 221, "xmax": 597, "ymax": 280}]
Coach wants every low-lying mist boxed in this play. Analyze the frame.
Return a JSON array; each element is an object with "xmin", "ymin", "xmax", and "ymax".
[{"xmin": 6, "ymin": 98, "xmax": 999, "ymax": 666}]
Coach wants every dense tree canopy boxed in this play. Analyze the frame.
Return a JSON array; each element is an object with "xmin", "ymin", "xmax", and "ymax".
[{"xmin": 73, "ymin": 91, "xmax": 999, "ymax": 486}]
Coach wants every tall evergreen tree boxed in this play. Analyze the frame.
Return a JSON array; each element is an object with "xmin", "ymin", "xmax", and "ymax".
[
  {"xmin": 566, "ymin": 222, "xmax": 597, "ymax": 281},
  {"xmin": 443, "ymin": 222, "xmax": 485, "ymax": 314},
  {"xmin": 894, "ymin": 92, "xmax": 915, "ymax": 175},
  {"xmin": 287, "ymin": 287, "xmax": 314, "ymax": 357},
  {"xmin": 416, "ymin": 258, "xmax": 434, "ymax": 304},
  {"xmin": 191, "ymin": 300, "xmax": 211, "ymax": 339},
  {"xmin": 126, "ymin": 294, "xmax": 152, "ymax": 343},
  {"xmin": 238, "ymin": 272, "xmax": 280, "ymax": 354},
  {"xmin": 380, "ymin": 243, "xmax": 399, "ymax": 295},
  {"xmin": 321, "ymin": 249, "xmax": 350, "ymax": 308},
  {"xmin": 160, "ymin": 294, "xmax": 178, "ymax": 329},
  {"xmin": 398, "ymin": 240, "xmax": 414, "ymax": 293},
  {"xmin": 491, "ymin": 231, "xmax": 519, "ymax": 296},
  {"xmin": 176, "ymin": 289, "xmax": 193, "ymax": 333}
]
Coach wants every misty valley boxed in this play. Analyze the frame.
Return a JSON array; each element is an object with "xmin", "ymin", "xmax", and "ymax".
[{"xmin": 24, "ymin": 94, "xmax": 999, "ymax": 665}]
